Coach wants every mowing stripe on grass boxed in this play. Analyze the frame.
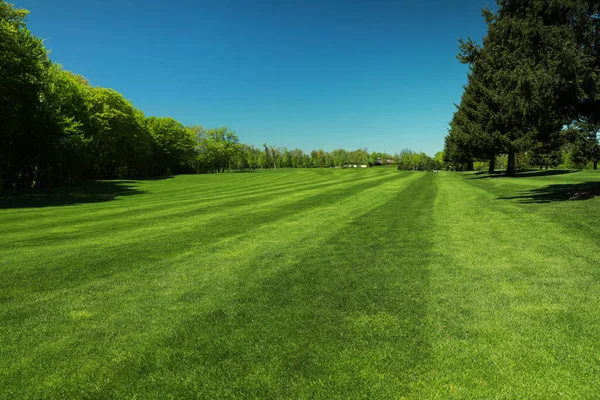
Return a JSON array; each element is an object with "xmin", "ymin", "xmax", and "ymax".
[
  {"xmin": 419, "ymin": 172, "xmax": 600, "ymax": 398},
  {"xmin": 2, "ymin": 170, "xmax": 439, "ymax": 398},
  {"xmin": 3, "ymin": 169, "xmax": 600, "ymax": 398},
  {"xmin": 0, "ymin": 170, "xmax": 371, "ymax": 235},
  {"xmin": 133, "ymin": 173, "xmax": 438, "ymax": 398}
]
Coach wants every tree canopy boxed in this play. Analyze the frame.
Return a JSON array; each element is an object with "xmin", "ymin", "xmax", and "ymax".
[{"xmin": 445, "ymin": 0, "xmax": 600, "ymax": 175}]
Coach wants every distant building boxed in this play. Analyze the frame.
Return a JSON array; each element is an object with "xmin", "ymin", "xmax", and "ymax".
[{"xmin": 375, "ymin": 157, "xmax": 395, "ymax": 165}]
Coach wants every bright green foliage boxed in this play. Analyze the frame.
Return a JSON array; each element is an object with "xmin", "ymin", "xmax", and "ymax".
[
  {"xmin": 262, "ymin": 144, "xmax": 280, "ymax": 170},
  {"xmin": 146, "ymin": 117, "xmax": 197, "ymax": 175},
  {"xmin": 346, "ymin": 148, "xmax": 369, "ymax": 165},
  {"xmin": 2, "ymin": 169, "xmax": 600, "ymax": 397},
  {"xmin": 87, "ymin": 87, "xmax": 152, "ymax": 178},
  {"xmin": 233, "ymin": 144, "xmax": 264, "ymax": 170},
  {"xmin": 331, "ymin": 149, "xmax": 348, "ymax": 166},
  {"xmin": 397, "ymin": 149, "xmax": 414, "ymax": 170},
  {"xmin": 397, "ymin": 149, "xmax": 441, "ymax": 171},
  {"xmin": 38, "ymin": 66, "xmax": 93, "ymax": 185},
  {"xmin": 309, "ymin": 149, "xmax": 331, "ymax": 167},
  {"xmin": 290, "ymin": 148, "xmax": 308, "ymax": 167},
  {"xmin": 197, "ymin": 127, "xmax": 240, "ymax": 173},
  {"xmin": 433, "ymin": 151, "xmax": 444, "ymax": 167}
]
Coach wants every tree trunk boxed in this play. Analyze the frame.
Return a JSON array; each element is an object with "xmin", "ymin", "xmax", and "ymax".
[
  {"xmin": 594, "ymin": 160, "xmax": 598, "ymax": 170},
  {"xmin": 506, "ymin": 152, "xmax": 516, "ymax": 176},
  {"xmin": 488, "ymin": 155, "xmax": 495, "ymax": 174},
  {"xmin": 34, "ymin": 162, "xmax": 40, "ymax": 189}
]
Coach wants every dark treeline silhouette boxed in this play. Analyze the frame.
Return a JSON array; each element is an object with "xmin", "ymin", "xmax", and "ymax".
[{"xmin": 444, "ymin": 1, "xmax": 600, "ymax": 176}]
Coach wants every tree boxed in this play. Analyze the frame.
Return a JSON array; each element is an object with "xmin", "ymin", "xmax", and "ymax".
[
  {"xmin": 197, "ymin": 127, "xmax": 240, "ymax": 173},
  {"xmin": 447, "ymin": 60, "xmax": 502, "ymax": 173},
  {"xmin": 331, "ymin": 149, "xmax": 348, "ymax": 167},
  {"xmin": 434, "ymin": 151, "xmax": 445, "ymax": 170},
  {"xmin": 452, "ymin": 1, "xmax": 599, "ymax": 176},
  {"xmin": 396, "ymin": 149, "xmax": 438, "ymax": 171},
  {"xmin": 0, "ymin": 1, "xmax": 51, "ymax": 188},
  {"xmin": 263, "ymin": 144, "xmax": 280, "ymax": 170},
  {"xmin": 87, "ymin": 87, "xmax": 152, "ymax": 178},
  {"xmin": 289, "ymin": 149, "xmax": 305, "ymax": 168},
  {"xmin": 397, "ymin": 149, "xmax": 414, "ymax": 170},
  {"xmin": 348, "ymin": 148, "xmax": 369, "ymax": 165},
  {"xmin": 564, "ymin": 119, "xmax": 600, "ymax": 169},
  {"xmin": 0, "ymin": 1, "xmax": 221, "ymax": 185},
  {"xmin": 37, "ymin": 65, "xmax": 93, "ymax": 187},
  {"xmin": 146, "ymin": 117, "xmax": 197, "ymax": 175}
]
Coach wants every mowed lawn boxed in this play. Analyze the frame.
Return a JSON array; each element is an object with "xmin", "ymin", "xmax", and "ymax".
[{"xmin": 1, "ymin": 168, "xmax": 600, "ymax": 398}]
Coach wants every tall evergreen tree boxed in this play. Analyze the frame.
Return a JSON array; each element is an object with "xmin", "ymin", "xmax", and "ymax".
[{"xmin": 451, "ymin": 0, "xmax": 599, "ymax": 175}]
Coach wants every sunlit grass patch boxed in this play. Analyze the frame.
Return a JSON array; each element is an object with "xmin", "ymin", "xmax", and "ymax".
[{"xmin": 1, "ymin": 168, "xmax": 600, "ymax": 398}]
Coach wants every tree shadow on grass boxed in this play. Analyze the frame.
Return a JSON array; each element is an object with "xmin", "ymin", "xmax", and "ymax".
[
  {"xmin": 499, "ymin": 181, "xmax": 600, "ymax": 203},
  {"xmin": 135, "ymin": 175, "xmax": 174, "ymax": 181},
  {"xmin": 0, "ymin": 180, "xmax": 146, "ymax": 209},
  {"xmin": 470, "ymin": 170, "xmax": 505, "ymax": 178},
  {"xmin": 470, "ymin": 169, "xmax": 577, "ymax": 179}
]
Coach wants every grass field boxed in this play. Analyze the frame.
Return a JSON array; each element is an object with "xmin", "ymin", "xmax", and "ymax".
[{"xmin": 2, "ymin": 168, "xmax": 600, "ymax": 398}]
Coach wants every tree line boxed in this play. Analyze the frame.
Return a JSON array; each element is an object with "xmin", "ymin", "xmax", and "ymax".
[
  {"xmin": 444, "ymin": 0, "xmax": 600, "ymax": 175},
  {"xmin": 228, "ymin": 147, "xmax": 443, "ymax": 171},
  {"xmin": 1, "ymin": 1, "xmax": 199, "ymax": 189},
  {"xmin": 1, "ymin": 1, "xmax": 446, "ymax": 190},
  {"xmin": 8, "ymin": 1, "xmax": 599, "ymax": 188}
]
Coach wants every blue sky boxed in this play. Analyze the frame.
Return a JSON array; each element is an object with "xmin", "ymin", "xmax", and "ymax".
[{"xmin": 17, "ymin": 0, "xmax": 495, "ymax": 155}]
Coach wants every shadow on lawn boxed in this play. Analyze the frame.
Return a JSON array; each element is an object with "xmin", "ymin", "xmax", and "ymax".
[
  {"xmin": 470, "ymin": 169, "xmax": 577, "ymax": 179},
  {"xmin": 135, "ymin": 175, "xmax": 174, "ymax": 180},
  {"xmin": 0, "ymin": 180, "xmax": 146, "ymax": 209},
  {"xmin": 500, "ymin": 181, "xmax": 600, "ymax": 203}
]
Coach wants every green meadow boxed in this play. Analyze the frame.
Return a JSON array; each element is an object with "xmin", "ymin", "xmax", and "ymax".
[{"xmin": 2, "ymin": 168, "xmax": 600, "ymax": 398}]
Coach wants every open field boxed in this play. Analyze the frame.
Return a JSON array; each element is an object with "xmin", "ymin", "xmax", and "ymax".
[{"xmin": 1, "ymin": 168, "xmax": 600, "ymax": 398}]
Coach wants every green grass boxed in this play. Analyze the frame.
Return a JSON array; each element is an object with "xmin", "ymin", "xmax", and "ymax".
[{"xmin": 1, "ymin": 168, "xmax": 600, "ymax": 398}]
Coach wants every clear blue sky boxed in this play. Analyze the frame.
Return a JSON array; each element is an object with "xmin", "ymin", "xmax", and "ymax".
[{"xmin": 17, "ymin": 0, "xmax": 495, "ymax": 156}]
